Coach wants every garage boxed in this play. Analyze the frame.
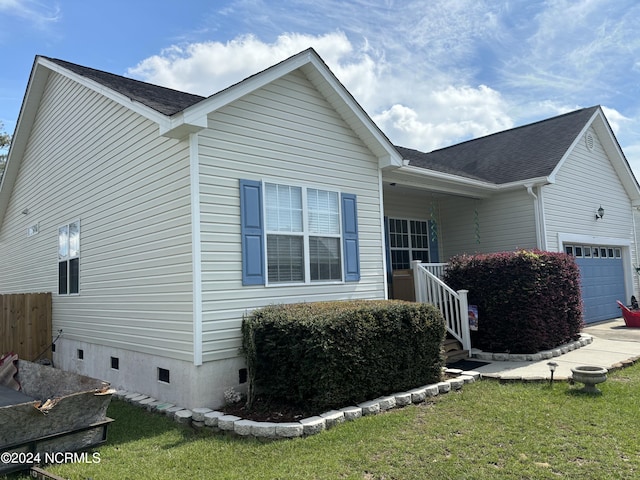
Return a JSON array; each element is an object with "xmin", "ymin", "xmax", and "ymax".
[{"xmin": 565, "ymin": 244, "xmax": 626, "ymax": 324}]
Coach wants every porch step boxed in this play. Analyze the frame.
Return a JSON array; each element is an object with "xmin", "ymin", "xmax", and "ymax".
[{"xmin": 443, "ymin": 337, "xmax": 469, "ymax": 363}]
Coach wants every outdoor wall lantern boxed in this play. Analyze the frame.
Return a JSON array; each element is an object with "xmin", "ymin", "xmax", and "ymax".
[
  {"xmin": 547, "ymin": 361, "xmax": 558, "ymax": 385},
  {"xmin": 595, "ymin": 206, "xmax": 604, "ymax": 220}
]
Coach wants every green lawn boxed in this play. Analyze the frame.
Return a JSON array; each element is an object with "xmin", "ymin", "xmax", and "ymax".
[{"xmin": 5, "ymin": 363, "xmax": 640, "ymax": 479}]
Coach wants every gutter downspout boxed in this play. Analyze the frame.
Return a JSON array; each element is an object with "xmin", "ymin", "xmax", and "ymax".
[{"xmin": 525, "ymin": 184, "xmax": 547, "ymax": 250}]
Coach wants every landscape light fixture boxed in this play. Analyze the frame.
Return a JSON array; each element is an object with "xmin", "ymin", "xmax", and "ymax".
[
  {"xmin": 547, "ymin": 361, "xmax": 558, "ymax": 385},
  {"xmin": 595, "ymin": 206, "xmax": 604, "ymax": 220}
]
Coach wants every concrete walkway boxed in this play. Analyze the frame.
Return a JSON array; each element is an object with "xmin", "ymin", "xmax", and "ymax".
[{"xmin": 463, "ymin": 317, "xmax": 640, "ymax": 381}]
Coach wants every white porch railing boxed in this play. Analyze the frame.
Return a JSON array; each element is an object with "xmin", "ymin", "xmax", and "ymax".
[{"xmin": 412, "ymin": 260, "xmax": 471, "ymax": 353}]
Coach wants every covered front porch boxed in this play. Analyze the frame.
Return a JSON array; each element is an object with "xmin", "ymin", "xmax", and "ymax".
[{"xmin": 381, "ymin": 167, "xmax": 543, "ymax": 360}]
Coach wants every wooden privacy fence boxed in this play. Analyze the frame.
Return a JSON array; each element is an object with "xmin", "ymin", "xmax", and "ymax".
[{"xmin": 0, "ymin": 292, "xmax": 52, "ymax": 362}]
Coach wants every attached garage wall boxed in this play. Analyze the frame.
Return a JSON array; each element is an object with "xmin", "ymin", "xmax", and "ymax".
[{"xmin": 545, "ymin": 127, "xmax": 636, "ymax": 322}]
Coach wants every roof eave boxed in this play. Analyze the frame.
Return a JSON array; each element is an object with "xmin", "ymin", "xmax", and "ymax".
[
  {"xmin": 397, "ymin": 165, "xmax": 551, "ymax": 191},
  {"xmin": 383, "ymin": 165, "xmax": 553, "ymax": 198},
  {"xmin": 159, "ymin": 112, "xmax": 208, "ymax": 138},
  {"xmin": 40, "ymin": 57, "xmax": 179, "ymax": 136}
]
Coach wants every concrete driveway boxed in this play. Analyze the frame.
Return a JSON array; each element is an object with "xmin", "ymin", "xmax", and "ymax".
[
  {"xmin": 465, "ymin": 316, "xmax": 640, "ymax": 380},
  {"xmin": 582, "ymin": 317, "xmax": 640, "ymax": 342}
]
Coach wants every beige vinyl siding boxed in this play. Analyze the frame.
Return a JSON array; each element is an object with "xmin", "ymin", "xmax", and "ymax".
[
  {"xmin": 543, "ymin": 127, "xmax": 635, "ymax": 253},
  {"xmin": 438, "ymin": 189, "xmax": 537, "ymax": 260},
  {"xmin": 383, "ymin": 188, "xmax": 439, "ymax": 221},
  {"xmin": 0, "ymin": 72, "xmax": 194, "ymax": 361},
  {"xmin": 197, "ymin": 70, "xmax": 385, "ymax": 362}
]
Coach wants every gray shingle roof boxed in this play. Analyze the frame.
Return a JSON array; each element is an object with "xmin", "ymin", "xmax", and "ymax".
[
  {"xmin": 397, "ymin": 106, "xmax": 600, "ymax": 184},
  {"xmin": 44, "ymin": 57, "xmax": 205, "ymax": 116}
]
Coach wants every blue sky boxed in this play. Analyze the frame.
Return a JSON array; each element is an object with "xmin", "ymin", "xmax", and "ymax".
[{"xmin": 2, "ymin": 0, "xmax": 640, "ymax": 175}]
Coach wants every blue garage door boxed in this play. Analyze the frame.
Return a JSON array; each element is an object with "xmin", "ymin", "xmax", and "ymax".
[{"xmin": 566, "ymin": 245, "xmax": 625, "ymax": 324}]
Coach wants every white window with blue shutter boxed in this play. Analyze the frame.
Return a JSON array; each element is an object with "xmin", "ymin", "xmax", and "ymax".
[{"xmin": 240, "ymin": 179, "xmax": 360, "ymax": 285}]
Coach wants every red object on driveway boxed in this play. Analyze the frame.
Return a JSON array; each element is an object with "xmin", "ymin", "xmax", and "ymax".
[{"xmin": 616, "ymin": 301, "xmax": 640, "ymax": 328}]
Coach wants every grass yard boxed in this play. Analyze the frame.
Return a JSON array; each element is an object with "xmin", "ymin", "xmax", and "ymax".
[{"xmin": 5, "ymin": 363, "xmax": 640, "ymax": 480}]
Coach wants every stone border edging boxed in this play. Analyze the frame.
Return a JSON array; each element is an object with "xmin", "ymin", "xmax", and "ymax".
[
  {"xmin": 471, "ymin": 333, "xmax": 593, "ymax": 362},
  {"xmin": 113, "ymin": 371, "xmax": 479, "ymax": 440},
  {"xmin": 112, "ymin": 333, "xmax": 640, "ymax": 439}
]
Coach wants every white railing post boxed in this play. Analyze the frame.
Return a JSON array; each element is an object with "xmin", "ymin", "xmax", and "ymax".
[
  {"xmin": 411, "ymin": 261, "xmax": 471, "ymax": 358},
  {"xmin": 412, "ymin": 260, "xmax": 423, "ymax": 303},
  {"xmin": 457, "ymin": 289, "xmax": 471, "ymax": 352}
]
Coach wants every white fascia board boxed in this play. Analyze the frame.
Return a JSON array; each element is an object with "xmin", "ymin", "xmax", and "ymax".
[
  {"xmin": 548, "ymin": 108, "xmax": 640, "ymax": 202},
  {"xmin": 498, "ymin": 176, "xmax": 552, "ymax": 190},
  {"xmin": 169, "ymin": 52, "xmax": 315, "ymax": 137},
  {"xmin": 159, "ymin": 111, "xmax": 208, "ymax": 139},
  {"xmin": 304, "ymin": 56, "xmax": 403, "ymax": 170},
  {"xmin": 591, "ymin": 112, "xmax": 640, "ymax": 202},
  {"xmin": 397, "ymin": 165, "xmax": 550, "ymax": 193},
  {"xmin": 547, "ymin": 109, "xmax": 599, "ymax": 184}
]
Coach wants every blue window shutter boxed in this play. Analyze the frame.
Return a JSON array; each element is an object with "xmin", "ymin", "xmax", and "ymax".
[
  {"xmin": 383, "ymin": 216, "xmax": 392, "ymax": 282},
  {"xmin": 428, "ymin": 220, "xmax": 439, "ymax": 263},
  {"xmin": 240, "ymin": 179, "xmax": 265, "ymax": 285},
  {"xmin": 341, "ymin": 193, "xmax": 360, "ymax": 282}
]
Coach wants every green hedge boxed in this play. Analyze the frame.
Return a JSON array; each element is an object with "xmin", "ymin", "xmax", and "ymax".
[
  {"xmin": 242, "ymin": 300, "xmax": 445, "ymax": 411},
  {"xmin": 443, "ymin": 250, "xmax": 583, "ymax": 353}
]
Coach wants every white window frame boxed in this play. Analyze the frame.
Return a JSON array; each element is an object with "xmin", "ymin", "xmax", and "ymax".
[
  {"xmin": 565, "ymin": 243, "xmax": 623, "ymax": 260},
  {"xmin": 387, "ymin": 217, "xmax": 432, "ymax": 270},
  {"xmin": 263, "ymin": 181, "xmax": 343, "ymax": 286},
  {"xmin": 58, "ymin": 219, "xmax": 80, "ymax": 295}
]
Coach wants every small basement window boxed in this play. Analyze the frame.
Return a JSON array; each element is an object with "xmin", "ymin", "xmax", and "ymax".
[
  {"xmin": 77, "ymin": 349, "xmax": 84, "ymax": 360},
  {"xmin": 158, "ymin": 368, "xmax": 170, "ymax": 384},
  {"xmin": 111, "ymin": 357, "xmax": 119, "ymax": 370}
]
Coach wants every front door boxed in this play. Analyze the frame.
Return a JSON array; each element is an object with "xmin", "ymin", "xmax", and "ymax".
[{"xmin": 386, "ymin": 217, "xmax": 439, "ymax": 299}]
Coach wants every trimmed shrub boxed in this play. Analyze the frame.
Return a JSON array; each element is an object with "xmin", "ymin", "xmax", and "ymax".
[
  {"xmin": 242, "ymin": 300, "xmax": 445, "ymax": 411},
  {"xmin": 443, "ymin": 250, "xmax": 583, "ymax": 353}
]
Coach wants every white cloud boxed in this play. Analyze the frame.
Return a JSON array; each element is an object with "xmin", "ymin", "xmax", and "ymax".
[
  {"xmin": 600, "ymin": 106, "xmax": 629, "ymax": 134},
  {"xmin": 128, "ymin": 30, "xmax": 517, "ymax": 152},
  {"xmin": 374, "ymin": 85, "xmax": 513, "ymax": 151},
  {"xmin": 499, "ymin": 0, "xmax": 640, "ymax": 100},
  {"xmin": 127, "ymin": 31, "xmax": 378, "ymax": 99},
  {"xmin": 125, "ymin": 0, "xmax": 640, "ymax": 169},
  {"xmin": 0, "ymin": 0, "xmax": 60, "ymax": 25}
]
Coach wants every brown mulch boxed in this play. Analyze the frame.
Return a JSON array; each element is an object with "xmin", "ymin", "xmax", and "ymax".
[{"xmin": 220, "ymin": 396, "xmax": 319, "ymax": 423}]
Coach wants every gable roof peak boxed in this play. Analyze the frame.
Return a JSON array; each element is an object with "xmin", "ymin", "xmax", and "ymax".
[{"xmin": 398, "ymin": 106, "xmax": 602, "ymax": 184}]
